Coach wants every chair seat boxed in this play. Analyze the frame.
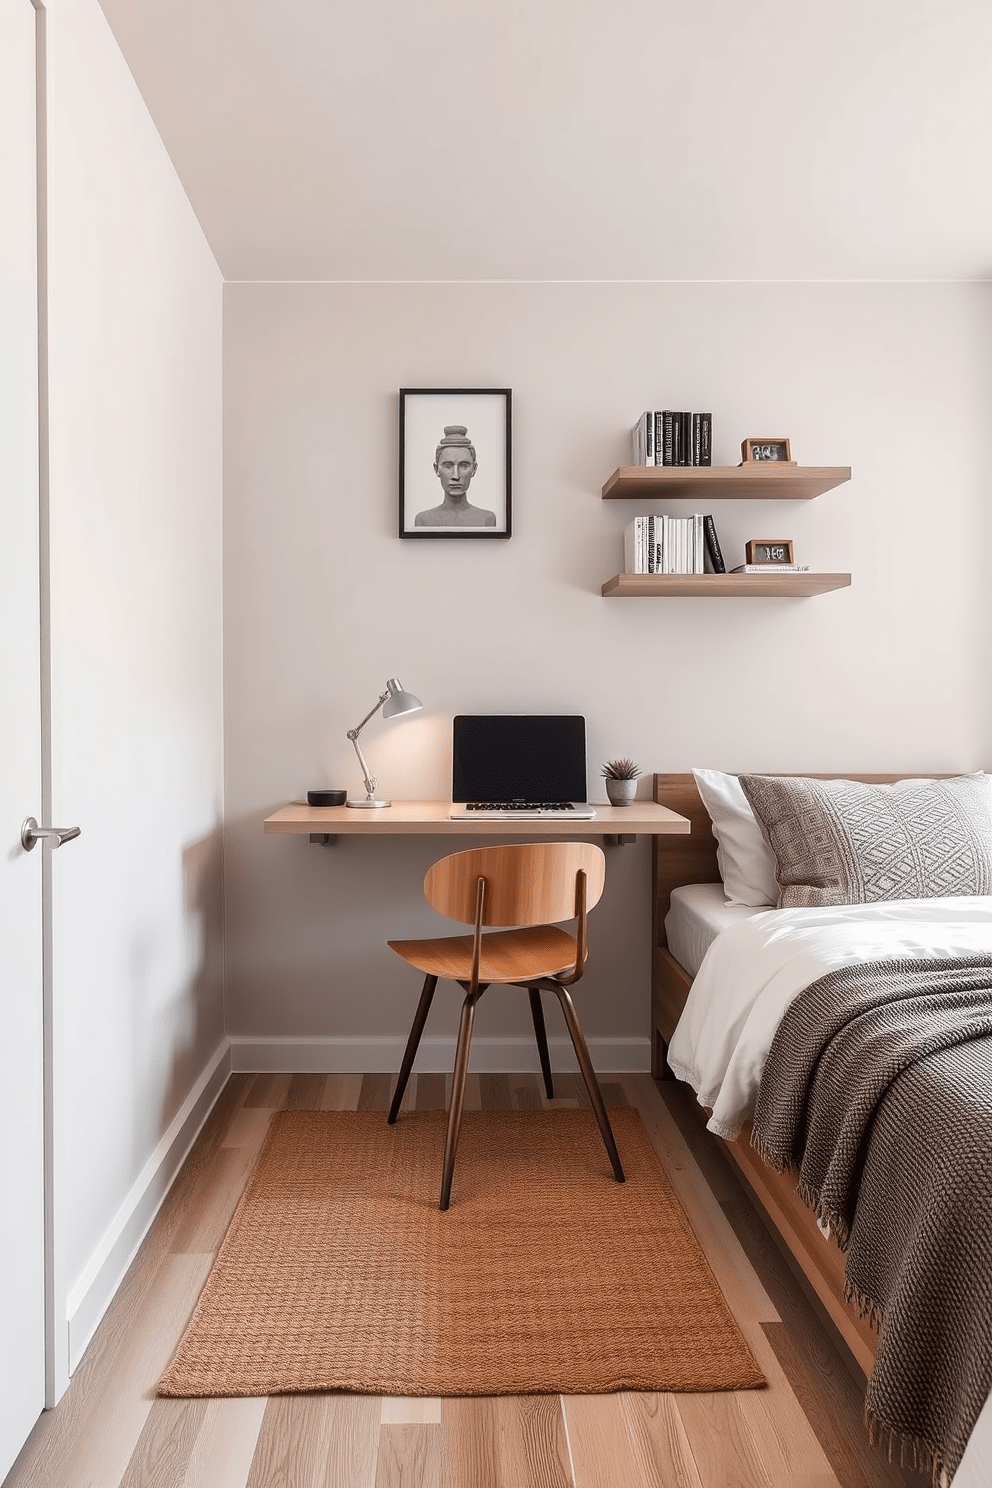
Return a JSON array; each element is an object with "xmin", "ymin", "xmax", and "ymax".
[{"xmin": 388, "ymin": 924, "xmax": 578, "ymax": 984}]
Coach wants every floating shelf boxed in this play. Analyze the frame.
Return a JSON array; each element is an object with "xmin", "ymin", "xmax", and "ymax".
[
  {"xmin": 602, "ymin": 572, "xmax": 852, "ymax": 598},
  {"xmin": 601, "ymin": 465, "xmax": 852, "ymax": 501}
]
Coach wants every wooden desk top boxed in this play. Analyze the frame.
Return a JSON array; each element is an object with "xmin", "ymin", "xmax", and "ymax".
[{"xmin": 263, "ymin": 800, "xmax": 691, "ymax": 837}]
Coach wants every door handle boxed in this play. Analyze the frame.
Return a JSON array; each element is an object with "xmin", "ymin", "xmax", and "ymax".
[{"xmin": 20, "ymin": 817, "xmax": 81, "ymax": 852}]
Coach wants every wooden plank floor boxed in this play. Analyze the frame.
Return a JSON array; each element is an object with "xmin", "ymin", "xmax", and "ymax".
[{"xmin": 3, "ymin": 1071, "xmax": 926, "ymax": 1488}]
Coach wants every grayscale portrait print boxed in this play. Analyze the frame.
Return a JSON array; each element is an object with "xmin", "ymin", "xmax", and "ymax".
[{"xmin": 399, "ymin": 389, "xmax": 511, "ymax": 540}]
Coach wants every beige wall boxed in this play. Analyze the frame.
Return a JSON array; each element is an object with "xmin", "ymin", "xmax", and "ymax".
[
  {"xmin": 43, "ymin": 0, "xmax": 224, "ymax": 1366},
  {"xmin": 222, "ymin": 280, "xmax": 992, "ymax": 1070}
]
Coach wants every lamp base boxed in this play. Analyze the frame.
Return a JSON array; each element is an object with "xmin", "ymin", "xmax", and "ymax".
[{"xmin": 346, "ymin": 798, "xmax": 391, "ymax": 809}]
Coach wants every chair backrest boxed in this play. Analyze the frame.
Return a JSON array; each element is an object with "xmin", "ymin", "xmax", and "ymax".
[{"xmin": 423, "ymin": 841, "xmax": 606, "ymax": 927}]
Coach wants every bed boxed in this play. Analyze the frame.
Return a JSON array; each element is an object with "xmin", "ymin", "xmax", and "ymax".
[{"xmin": 650, "ymin": 772, "xmax": 992, "ymax": 1488}]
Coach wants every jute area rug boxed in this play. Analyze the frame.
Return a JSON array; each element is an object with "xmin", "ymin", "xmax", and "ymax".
[{"xmin": 159, "ymin": 1107, "xmax": 764, "ymax": 1398}]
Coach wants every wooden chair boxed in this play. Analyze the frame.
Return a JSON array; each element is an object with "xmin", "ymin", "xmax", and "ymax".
[{"xmin": 386, "ymin": 840, "xmax": 626, "ymax": 1209}]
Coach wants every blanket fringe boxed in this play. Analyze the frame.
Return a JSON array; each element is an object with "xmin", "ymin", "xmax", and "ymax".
[
  {"xmin": 866, "ymin": 1405, "xmax": 949, "ymax": 1488},
  {"xmin": 796, "ymin": 1179, "xmax": 852, "ymax": 1251},
  {"xmin": 749, "ymin": 1127, "xmax": 795, "ymax": 1173},
  {"xmin": 843, "ymin": 1277, "xmax": 884, "ymax": 1332},
  {"xmin": 748, "ymin": 1129, "xmax": 858, "ymax": 1253},
  {"xmin": 744, "ymin": 1159, "xmax": 887, "ymax": 1328}
]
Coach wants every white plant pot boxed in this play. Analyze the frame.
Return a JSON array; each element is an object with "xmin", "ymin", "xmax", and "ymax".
[{"xmin": 605, "ymin": 777, "xmax": 638, "ymax": 806}]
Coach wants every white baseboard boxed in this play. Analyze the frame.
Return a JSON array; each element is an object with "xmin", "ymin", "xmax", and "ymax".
[
  {"xmin": 66, "ymin": 1039, "xmax": 232, "ymax": 1372},
  {"xmin": 229, "ymin": 1035, "xmax": 650, "ymax": 1075}
]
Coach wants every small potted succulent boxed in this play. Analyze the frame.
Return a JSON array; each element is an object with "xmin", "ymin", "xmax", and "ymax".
[{"xmin": 601, "ymin": 758, "xmax": 641, "ymax": 807}]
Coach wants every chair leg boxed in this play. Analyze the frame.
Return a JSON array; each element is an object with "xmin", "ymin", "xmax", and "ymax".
[
  {"xmin": 528, "ymin": 986, "xmax": 554, "ymax": 1099},
  {"xmin": 439, "ymin": 985, "xmax": 485, "ymax": 1211},
  {"xmin": 387, "ymin": 974, "xmax": 438, "ymax": 1124},
  {"xmin": 550, "ymin": 985, "xmax": 625, "ymax": 1184}
]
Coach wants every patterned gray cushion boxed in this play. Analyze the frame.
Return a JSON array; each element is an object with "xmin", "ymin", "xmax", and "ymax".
[{"xmin": 737, "ymin": 773, "xmax": 992, "ymax": 908}]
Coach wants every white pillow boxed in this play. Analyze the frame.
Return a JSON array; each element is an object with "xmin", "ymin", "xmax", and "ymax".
[{"xmin": 692, "ymin": 767, "xmax": 778, "ymax": 907}]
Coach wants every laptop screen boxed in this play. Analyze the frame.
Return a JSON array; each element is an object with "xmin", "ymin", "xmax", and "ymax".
[{"xmin": 452, "ymin": 715, "xmax": 588, "ymax": 803}]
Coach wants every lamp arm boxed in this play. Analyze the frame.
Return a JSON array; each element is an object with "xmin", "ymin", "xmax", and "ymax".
[
  {"xmin": 348, "ymin": 691, "xmax": 390, "ymax": 739},
  {"xmin": 348, "ymin": 734, "xmax": 377, "ymax": 800},
  {"xmin": 346, "ymin": 691, "xmax": 390, "ymax": 801}
]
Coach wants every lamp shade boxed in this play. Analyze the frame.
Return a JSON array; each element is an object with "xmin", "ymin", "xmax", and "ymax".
[{"xmin": 381, "ymin": 677, "xmax": 422, "ymax": 720}]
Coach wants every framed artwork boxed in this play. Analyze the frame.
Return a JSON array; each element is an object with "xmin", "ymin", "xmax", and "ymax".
[
  {"xmin": 399, "ymin": 388, "xmax": 511, "ymax": 539},
  {"xmin": 741, "ymin": 438, "xmax": 794, "ymax": 464}
]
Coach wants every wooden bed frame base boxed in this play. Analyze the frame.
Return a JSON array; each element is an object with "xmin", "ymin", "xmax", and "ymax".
[
  {"xmin": 652, "ymin": 944, "xmax": 877, "ymax": 1375},
  {"xmin": 648, "ymin": 772, "xmax": 922, "ymax": 1379}
]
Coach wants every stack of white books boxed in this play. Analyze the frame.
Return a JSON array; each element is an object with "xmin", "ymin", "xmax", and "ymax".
[{"xmin": 624, "ymin": 514, "xmax": 704, "ymax": 574}]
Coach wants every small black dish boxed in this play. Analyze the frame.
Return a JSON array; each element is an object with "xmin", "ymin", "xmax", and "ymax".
[{"xmin": 307, "ymin": 789, "xmax": 348, "ymax": 807}]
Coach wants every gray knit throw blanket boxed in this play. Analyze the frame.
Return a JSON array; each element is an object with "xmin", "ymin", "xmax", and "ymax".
[{"xmin": 751, "ymin": 954, "xmax": 992, "ymax": 1488}]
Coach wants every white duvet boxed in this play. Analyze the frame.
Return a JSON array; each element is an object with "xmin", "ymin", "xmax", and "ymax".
[
  {"xmin": 667, "ymin": 894, "xmax": 992, "ymax": 1139},
  {"xmin": 667, "ymin": 893, "xmax": 992, "ymax": 1488}
]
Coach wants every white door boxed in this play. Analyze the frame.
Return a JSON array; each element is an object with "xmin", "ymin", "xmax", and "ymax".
[{"xmin": 0, "ymin": 0, "xmax": 47, "ymax": 1476}]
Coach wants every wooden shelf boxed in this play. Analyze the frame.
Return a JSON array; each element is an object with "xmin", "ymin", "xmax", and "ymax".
[
  {"xmin": 602, "ymin": 572, "xmax": 852, "ymax": 598},
  {"xmin": 601, "ymin": 464, "xmax": 851, "ymax": 501}
]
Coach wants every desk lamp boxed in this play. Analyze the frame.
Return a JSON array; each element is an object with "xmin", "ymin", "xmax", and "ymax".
[{"xmin": 346, "ymin": 678, "xmax": 423, "ymax": 808}]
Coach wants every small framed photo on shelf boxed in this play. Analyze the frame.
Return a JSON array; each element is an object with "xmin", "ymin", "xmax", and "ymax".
[
  {"xmin": 745, "ymin": 539, "xmax": 795, "ymax": 565},
  {"xmin": 741, "ymin": 438, "xmax": 794, "ymax": 464},
  {"xmin": 399, "ymin": 388, "xmax": 511, "ymax": 540}
]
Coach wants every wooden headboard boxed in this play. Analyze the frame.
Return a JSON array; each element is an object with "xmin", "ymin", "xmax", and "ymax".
[{"xmin": 651, "ymin": 775, "xmax": 722, "ymax": 939}]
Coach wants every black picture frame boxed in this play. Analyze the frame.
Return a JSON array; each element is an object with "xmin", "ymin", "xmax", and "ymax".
[{"xmin": 399, "ymin": 388, "xmax": 511, "ymax": 539}]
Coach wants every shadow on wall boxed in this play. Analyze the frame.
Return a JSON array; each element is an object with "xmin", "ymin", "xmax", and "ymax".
[{"xmin": 152, "ymin": 824, "xmax": 226, "ymax": 1149}]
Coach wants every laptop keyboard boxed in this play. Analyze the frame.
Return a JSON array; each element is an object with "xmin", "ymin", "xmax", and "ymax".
[
  {"xmin": 451, "ymin": 800, "xmax": 596, "ymax": 819},
  {"xmin": 466, "ymin": 801, "xmax": 575, "ymax": 812}
]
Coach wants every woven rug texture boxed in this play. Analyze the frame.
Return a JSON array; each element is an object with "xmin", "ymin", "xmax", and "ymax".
[{"xmin": 159, "ymin": 1106, "xmax": 764, "ymax": 1398}]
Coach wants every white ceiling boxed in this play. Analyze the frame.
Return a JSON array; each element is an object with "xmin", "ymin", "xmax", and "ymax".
[{"xmin": 96, "ymin": 0, "xmax": 992, "ymax": 283}]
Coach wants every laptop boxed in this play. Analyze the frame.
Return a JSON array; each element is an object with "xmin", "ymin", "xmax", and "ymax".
[{"xmin": 448, "ymin": 714, "xmax": 597, "ymax": 819}]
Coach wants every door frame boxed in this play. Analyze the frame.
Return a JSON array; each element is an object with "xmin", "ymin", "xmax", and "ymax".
[{"xmin": 32, "ymin": 0, "xmax": 69, "ymax": 1407}]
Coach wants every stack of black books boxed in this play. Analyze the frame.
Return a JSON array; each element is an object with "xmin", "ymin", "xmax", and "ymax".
[{"xmin": 631, "ymin": 410, "xmax": 712, "ymax": 467}]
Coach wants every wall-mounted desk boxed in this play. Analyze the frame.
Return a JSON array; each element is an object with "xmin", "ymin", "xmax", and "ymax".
[
  {"xmin": 264, "ymin": 800, "xmax": 691, "ymax": 841},
  {"xmin": 262, "ymin": 799, "xmax": 691, "ymax": 1073}
]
